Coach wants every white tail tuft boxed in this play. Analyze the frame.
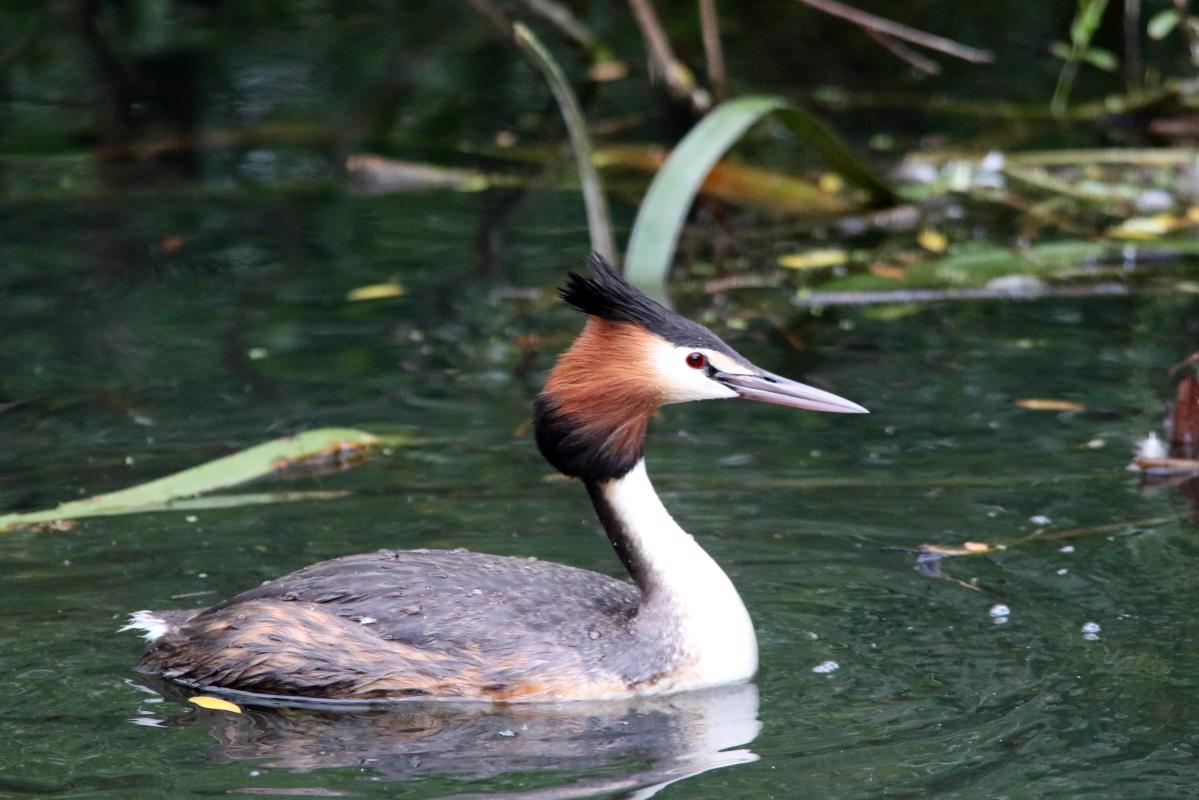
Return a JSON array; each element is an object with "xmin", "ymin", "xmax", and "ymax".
[
  {"xmin": 120, "ymin": 610, "xmax": 170, "ymax": 642},
  {"xmin": 1136, "ymin": 431, "xmax": 1169, "ymax": 460}
]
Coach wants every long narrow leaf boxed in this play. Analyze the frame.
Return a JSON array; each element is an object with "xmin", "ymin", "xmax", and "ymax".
[
  {"xmin": 624, "ymin": 95, "xmax": 894, "ymax": 288},
  {"xmin": 0, "ymin": 428, "xmax": 385, "ymax": 532},
  {"xmin": 771, "ymin": 106, "xmax": 896, "ymax": 200},
  {"xmin": 513, "ymin": 22, "xmax": 615, "ymax": 262}
]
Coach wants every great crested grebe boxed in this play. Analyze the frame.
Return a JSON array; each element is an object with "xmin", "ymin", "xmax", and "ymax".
[{"xmin": 127, "ymin": 255, "xmax": 866, "ymax": 703}]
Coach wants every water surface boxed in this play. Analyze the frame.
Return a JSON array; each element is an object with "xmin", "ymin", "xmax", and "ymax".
[
  {"xmin": 2, "ymin": 188, "xmax": 1198, "ymax": 798},
  {"xmin": 4, "ymin": 3, "xmax": 1199, "ymax": 796}
]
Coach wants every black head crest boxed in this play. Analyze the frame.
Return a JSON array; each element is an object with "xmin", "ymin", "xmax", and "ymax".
[{"xmin": 559, "ymin": 254, "xmax": 736, "ymax": 354}]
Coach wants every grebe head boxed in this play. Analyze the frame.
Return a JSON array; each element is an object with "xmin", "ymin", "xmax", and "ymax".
[{"xmin": 534, "ymin": 255, "xmax": 867, "ymax": 481}]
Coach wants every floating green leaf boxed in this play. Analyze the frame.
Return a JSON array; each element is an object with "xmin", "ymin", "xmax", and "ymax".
[
  {"xmin": 624, "ymin": 95, "xmax": 894, "ymax": 289},
  {"xmin": 0, "ymin": 428, "xmax": 387, "ymax": 532}
]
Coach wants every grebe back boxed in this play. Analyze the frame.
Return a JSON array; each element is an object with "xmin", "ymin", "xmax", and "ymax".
[{"xmin": 128, "ymin": 255, "xmax": 866, "ymax": 702}]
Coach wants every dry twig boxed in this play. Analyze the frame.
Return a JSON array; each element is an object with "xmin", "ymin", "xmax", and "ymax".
[
  {"xmin": 521, "ymin": 0, "xmax": 597, "ymax": 50},
  {"xmin": 627, "ymin": 0, "xmax": 711, "ymax": 113},
  {"xmin": 865, "ymin": 29, "xmax": 942, "ymax": 75},
  {"xmin": 1125, "ymin": 0, "xmax": 1143, "ymax": 91},
  {"xmin": 465, "ymin": 0, "xmax": 513, "ymax": 37},
  {"xmin": 698, "ymin": 0, "xmax": 727, "ymax": 99},
  {"xmin": 797, "ymin": 0, "xmax": 994, "ymax": 63}
]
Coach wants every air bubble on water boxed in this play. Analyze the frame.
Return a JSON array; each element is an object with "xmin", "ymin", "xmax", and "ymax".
[
  {"xmin": 1059, "ymin": 545, "xmax": 1075, "ymax": 554},
  {"xmin": 1081, "ymin": 622, "xmax": 1101, "ymax": 641},
  {"xmin": 812, "ymin": 660, "xmax": 840, "ymax": 674},
  {"xmin": 989, "ymin": 604, "xmax": 1010, "ymax": 617}
]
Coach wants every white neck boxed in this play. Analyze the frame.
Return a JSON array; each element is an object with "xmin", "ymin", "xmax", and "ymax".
[{"xmin": 595, "ymin": 460, "xmax": 758, "ymax": 689}]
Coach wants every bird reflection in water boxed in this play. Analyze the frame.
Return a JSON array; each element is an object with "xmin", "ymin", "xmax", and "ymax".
[{"xmin": 131, "ymin": 679, "xmax": 760, "ymax": 798}]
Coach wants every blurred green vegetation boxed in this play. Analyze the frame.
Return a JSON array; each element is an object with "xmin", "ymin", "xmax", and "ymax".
[{"xmin": 5, "ymin": 2, "xmax": 1199, "ymax": 291}]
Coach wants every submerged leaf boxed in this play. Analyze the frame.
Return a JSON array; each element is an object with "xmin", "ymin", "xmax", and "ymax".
[
  {"xmin": 778, "ymin": 249, "xmax": 849, "ymax": 270},
  {"xmin": 1015, "ymin": 398, "xmax": 1087, "ymax": 412},
  {"xmin": 347, "ymin": 283, "xmax": 405, "ymax": 301}
]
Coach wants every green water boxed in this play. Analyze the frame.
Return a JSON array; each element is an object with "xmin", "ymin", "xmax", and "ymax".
[
  {"xmin": 3, "ymin": 188, "xmax": 1198, "ymax": 798},
  {"xmin": 4, "ymin": 3, "xmax": 1199, "ymax": 797}
]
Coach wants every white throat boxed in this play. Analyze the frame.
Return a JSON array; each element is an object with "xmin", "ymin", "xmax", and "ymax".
[{"xmin": 598, "ymin": 460, "xmax": 758, "ymax": 689}]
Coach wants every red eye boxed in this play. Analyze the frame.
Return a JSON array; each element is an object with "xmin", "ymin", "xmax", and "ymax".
[{"xmin": 686, "ymin": 352, "xmax": 707, "ymax": 369}]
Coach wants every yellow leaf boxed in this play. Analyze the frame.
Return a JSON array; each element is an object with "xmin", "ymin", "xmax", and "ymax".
[
  {"xmin": 917, "ymin": 544, "xmax": 975, "ymax": 557},
  {"xmin": 1015, "ymin": 398, "xmax": 1087, "ymax": 412},
  {"xmin": 347, "ymin": 283, "xmax": 405, "ymax": 301},
  {"xmin": 917, "ymin": 228, "xmax": 948, "ymax": 253},
  {"xmin": 587, "ymin": 60, "xmax": 628, "ymax": 82},
  {"xmin": 189, "ymin": 695, "xmax": 242, "ymax": 713},
  {"xmin": 818, "ymin": 173, "xmax": 845, "ymax": 194},
  {"xmin": 778, "ymin": 249, "xmax": 848, "ymax": 270},
  {"xmin": 869, "ymin": 264, "xmax": 907, "ymax": 281},
  {"xmin": 1107, "ymin": 214, "xmax": 1192, "ymax": 240}
]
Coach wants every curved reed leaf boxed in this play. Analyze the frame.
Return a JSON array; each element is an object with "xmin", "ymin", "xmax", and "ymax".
[
  {"xmin": 513, "ymin": 22, "xmax": 615, "ymax": 262},
  {"xmin": 624, "ymin": 95, "xmax": 894, "ymax": 288}
]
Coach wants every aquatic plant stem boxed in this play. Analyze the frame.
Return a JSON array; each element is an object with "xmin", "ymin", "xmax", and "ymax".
[
  {"xmin": 465, "ymin": 0, "xmax": 513, "ymax": 36},
  {"xmin": 929, "ymin": 515, "xmax": 1184, "ymax": 559},
  {"xmin": 521, "ymin": 0, "xmax": 597, "ymax": 51},
  {"xmin": 513, "ymin": 23, "xmax": 616, "ymax": 262},
  {"xmin": 698, "ymin": 0, "xmax": 727, "ymax": 100},
  {"xmin": 1051, "ymin": 0, "xmax": 1110, "ymax": 115},
  {"xmin": 627, "ymin": 0, "xmax": 711, "ymax": 113},
  {"xmin": 865, "ymin": 29, "xmax": 942, "ymax": 75},
  {"xmin": 796, "ymin": 0, "xmax": 994, "ymax": 63},
  {"xmin": 1125, "ymin": 0, "xmax": 1143, "ymax": 91}
]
